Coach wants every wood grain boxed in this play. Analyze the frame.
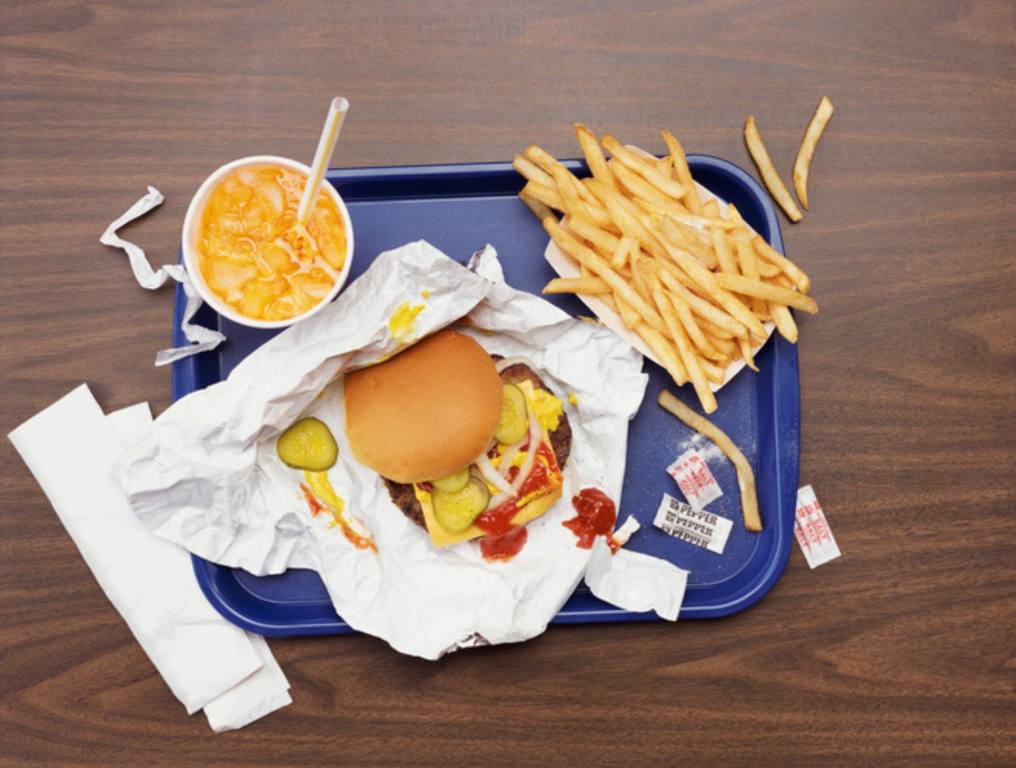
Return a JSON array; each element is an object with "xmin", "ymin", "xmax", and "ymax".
[{"xmin": 2, "ymin": 1, "xmax": 1014, "ymax": 765}]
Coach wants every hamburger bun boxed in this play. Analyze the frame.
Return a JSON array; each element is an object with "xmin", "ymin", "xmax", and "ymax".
[{"xmin": 344, "ymin": 330, "xmax": 503, "ymax": 483}]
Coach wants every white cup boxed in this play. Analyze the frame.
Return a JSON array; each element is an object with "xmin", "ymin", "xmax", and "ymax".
[{"xmin": 181, "ymin": 155, "xmax": 355, "ymax": 329}]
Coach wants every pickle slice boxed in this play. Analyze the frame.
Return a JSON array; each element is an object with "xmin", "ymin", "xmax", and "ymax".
[
  {"xmin": 276, "ymin": 417, "xmax": 338, "ymax": 471},
  {"xmin": 433, "ymin": 467, "xmax": 470, "ymax": 493},
  {"xmin": 433, "ymin": 477, "xmax": 490, "ymax": 534},
  {"xmin": 495, "ymin": 382, "xmax": 529, "ymax": 444}
]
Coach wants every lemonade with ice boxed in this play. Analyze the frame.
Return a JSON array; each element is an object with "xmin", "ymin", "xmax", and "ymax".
[{"xmin": 197, "ymin": 164, "xmax": 347, "ymax": 322}]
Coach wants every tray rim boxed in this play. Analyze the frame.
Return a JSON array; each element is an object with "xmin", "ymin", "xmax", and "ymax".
[{"xmin": 174, "ymin": 153, "xmax": 799, "ymax": 636}]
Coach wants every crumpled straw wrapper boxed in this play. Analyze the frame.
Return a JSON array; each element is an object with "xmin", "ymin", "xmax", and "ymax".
[
  {"xmin": 100, "ymin": 186, "xmax": 225, "ymax": 365},
  {"xmin": 113, "ymin": 241, "xmax": 688, "ymax": 659}
]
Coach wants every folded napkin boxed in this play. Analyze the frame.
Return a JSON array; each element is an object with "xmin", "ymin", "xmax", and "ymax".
[{"xmin": 8, "ymin": 385, "xmax": 290, "ymax": 732}]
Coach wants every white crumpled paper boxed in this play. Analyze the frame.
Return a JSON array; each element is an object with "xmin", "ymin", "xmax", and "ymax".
[
  {"xmin": 100, "ymin": 186, "xmax": 226, "ymax": 365},
  {"xmin": 113, "ymin": 241, "xmax": 688, "ymax": 659}
]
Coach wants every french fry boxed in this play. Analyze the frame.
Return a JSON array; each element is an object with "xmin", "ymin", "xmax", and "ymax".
[
  {"xmin": 568, "ymin": 212, "xmax": 620, "ymax": 258},
  {"xmin": 655, "ymin": 156, "xmax": 674, "ymax": 177},
  {"xmin": 513, "ymin": 155, "xmax": 554, "ymax": 188},
  {"xmin": 611, "ymin": 235, "xmax": 636, "ymax": 270},
  {"xmin": 601, "ymin": 135, "xmax": 687, "ymax": 199},
  {"xmin": 523, "ymin": 145, "xmax": 559, "ymax": 175},
  {"xmin": 792, "ymin": 96, "xmax": 834, "ymax": 210},
  {"xmin": 752, "ymin": 235, "xmax": 811, "ymax": 293},
  {"xmin": 575, "ymin": 123, "xmax": 617, "ymax": 190},
  {"xmin": 543, "ymin": 217, "xmax": 666, "ymax": 333},
  {"xmin": 657, "ymin": 265, "xmax": 750, "ymax": 340},
  {"xmin": 635, "ymin": 324, "xmax": 688, "ymax": 385},
  {"xmin": 712, "ymin": 226, "xmax": 738, "ymax": 275},
  {"xmin": 744, "ymin": 116, "xmax": 803, "ymax": 223},
  {"xmin": 699, "ymin": 357, "xmax": 726, "ymax": 384},
  {"xmin": 551, "ymin": 164, "xmax": 614, "ymax": 229},
  {"xmin": 522, "ymin": 181, "xmax": 564, "ymax": 212},
  {"xmin": 543, "ymin": 276, "xmax": 611, "ymax": 295},
  {"xmin": 770, "ymin": 302, "xmax": 798, "ymax": 343},
  {"xmin": 661, "ymin": 130, "xmax": 703, "ymax": 214},
  {"xmin": 653, "ymin": 284, "xmax": 716, "ymax": 412},
  {"xmin": 658, "ymin": 390, "xmax": 761, "ymax": 531},
  {"xmin": 594, "ymin": 185, "xmax": 669, "ymax": 261},
  {"xmin": 732, "ymin": 224, "xmax": 764, "ymax": 313},
  {"xmin": 659, "ymin": 213, "xmax": 717, "ymax": 269},
  {"xmin": 702, "ymin": 198, "xmax": 720, "ymax": 218},
  {"xmin": 714, "ymin": 273, "xmax": 818, "ymax": 314},
  {"xmin": 738, "ymin": 336, "xmax": 759, "ymax": 372},
  {"xmin": 609, "ymin": 158, "xmax": 677, "ymax": 210},
  {"xmin": 615, "ymin": 295, "xmax": 643, "ymax": 329},
  {"xmin": 630, "ymin": 253, "xmax": 654, "ymax": 304},
  {"xmin": 757, "ymin": 259, "xmax": 781, "ymax": 278},
  {"xmin": 519, "ymin": 192, "xmax": 553, "ymax": 223},
  {"xmin": 667, "ymin": 285, "xmax": 724, "ymax": 362}
]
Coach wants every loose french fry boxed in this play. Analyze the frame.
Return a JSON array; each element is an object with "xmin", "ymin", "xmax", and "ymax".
[
  {"xmin": 653, "ymin": 285, "xmax": 716, "ymax": 413},
  {"xmin": 519, "ymin": 192, "xmax": 553, "ymax": 223},
  {"xmin": 702, "ymin": 198, "xmax": 720, "ymax": 218},
  {"xmin": 543, "ymin": 276, "xmax": 611, "ymax": 295},
  {"xmin": 513, "ymin": 155, "xmax": 554, "ymax": 188},
  {"xmin": 792, "ymin": 96, "xmax": 834, "ymax": 210},
  {"xmin": 752, "ymin": 235, "xmax": 811, "ymax": 293},
  {"xmin": 714, "ymin": 273, "xmax": 818, "ymax": 314},
  {"xmin": 658, "ymin": 390, "xmax": 761, "ymax": 531},
  {"xmin": 636, "ymin": 324, "xmax": 688, "ymax": 385},
  {"xmin": 601, "ymin": 135, "xmax": 687, "ymax": 199},
  {"xmin": 575, "ymin": 123, "xmax": 617, "ymax": 190},
  {"xmin": 738, "ymin": 336, "xmax": 759, "ymax": 373},
  {"xmin": 523, "ymin": 181, "xmax": 564, "ymax": 212},
  {"xmin": 744, "ymin": 116, "xmax": 803, "ymax": 223},
  {"xmin": 661, "ymin": 130, "xmax": 703, "ymax": 214},
  {"xmin": 544, "ymin": 217, "xmax": 665, "ymax": 333}
]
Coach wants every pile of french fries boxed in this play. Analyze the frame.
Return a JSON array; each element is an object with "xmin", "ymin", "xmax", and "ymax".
[{"xmin": 513, "ymin": 125, "xmax": 817, "ymax": 414}]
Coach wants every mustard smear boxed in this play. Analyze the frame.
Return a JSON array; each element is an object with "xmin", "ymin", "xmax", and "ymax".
[
  {"xmin": 388, "ymin": 301, "xmax": 425, "ymax": 342},
  {"xmin": 421, "ymin": 289, "xmax": 430, "ymax": 299},
  {"xmin": 568, "ymin": 392, "xmax": 579, "ymax": 407},
  {"xmin": 302, "ymin": 470, "xmax": 376, "ymax": 552}
]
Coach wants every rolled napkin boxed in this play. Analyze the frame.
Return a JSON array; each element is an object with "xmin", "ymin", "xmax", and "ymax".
[{"xmin": 8, "ymin": 385, "xmax": 290, "ymax": 732}]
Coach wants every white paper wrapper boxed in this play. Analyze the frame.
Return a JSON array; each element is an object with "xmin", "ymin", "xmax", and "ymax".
[
  {"xmin": 114, "ymin": 241, "xmax": 688, "ymax": 659},
  {"xmin": 544, "ymin": 146, "xmax": 776, "ymax": 391}
]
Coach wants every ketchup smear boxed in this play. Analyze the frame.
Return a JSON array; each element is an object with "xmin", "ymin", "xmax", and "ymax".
[
  {"xmin": 474, "ymin": 442, "xmax": 560, "ymax": 562},
  {"xmin": 563, "ymin": 488, "xmax": 619, "ymax": 553}
]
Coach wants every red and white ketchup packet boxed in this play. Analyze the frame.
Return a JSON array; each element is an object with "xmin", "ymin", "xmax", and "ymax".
[{"xmin": 794, "ymin": 485, "xmax": 840, "ymax": 568}]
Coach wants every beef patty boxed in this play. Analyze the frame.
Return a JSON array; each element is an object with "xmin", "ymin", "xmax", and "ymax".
[{"xmin": 383, "ymin": 362, "xmax": 572, "ymax": 528}]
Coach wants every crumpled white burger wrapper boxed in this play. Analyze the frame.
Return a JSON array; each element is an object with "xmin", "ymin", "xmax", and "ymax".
[{"xmin": 113, "ymin": 241, "xmax": 688, "ymax": 659}]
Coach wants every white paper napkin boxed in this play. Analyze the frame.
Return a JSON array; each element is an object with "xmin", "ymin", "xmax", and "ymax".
[{"xmin": 8, "ymin": 384, "xmax": 291, "ymax": 732}]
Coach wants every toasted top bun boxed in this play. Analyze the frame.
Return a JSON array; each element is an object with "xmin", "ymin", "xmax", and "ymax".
[{"xmin": 344, "ymin": 330, "xmax": 503, "ymax": 483}]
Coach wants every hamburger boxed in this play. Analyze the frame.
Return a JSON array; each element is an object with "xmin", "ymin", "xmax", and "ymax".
[{"xmin": 344, "ymin": 330, "xmax": 571, "ymax": 555}]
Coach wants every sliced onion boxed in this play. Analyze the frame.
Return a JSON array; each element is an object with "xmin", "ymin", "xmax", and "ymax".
[
  {"xmin": 497, "ymin": 436, "xmax": 527, "ymax": 479},
  {"xmin": 475, "ymin": 452, "xmax": 515, "ymax": 497},
  {"xmin": 494, "ymin": 356, "xmax": 537, "ymax": 374},
  {"xmin": 484, "ymin": 491, "xmax": 514, "ymax": 513},
  {"xmin": 510, "ymin": 410, "xmax": 542, "ymax": 493}
]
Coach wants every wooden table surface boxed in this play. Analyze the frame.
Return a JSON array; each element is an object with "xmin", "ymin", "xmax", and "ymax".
[{"xmin": 2, "ymin": 2, "xmax": 1014, "ymax": 765}]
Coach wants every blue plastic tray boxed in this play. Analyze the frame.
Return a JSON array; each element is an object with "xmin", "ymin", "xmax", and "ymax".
[{"xmin": 172, "ymin": 155, "xmax": 799, "ymax": 636}]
